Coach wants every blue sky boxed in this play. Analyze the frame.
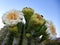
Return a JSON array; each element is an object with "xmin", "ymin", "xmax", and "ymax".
[{"xmin": 0, "ymin": 0, "xmax": 60, "ymax": 37}]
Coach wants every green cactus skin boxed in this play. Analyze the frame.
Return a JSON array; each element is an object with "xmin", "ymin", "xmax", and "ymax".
[
  {"xmin": 33, "ymin": 25, "xmax": 47, "ymax": 37},
  {"xmin": 4, "ymin": 32, "xmax": 14, "ymax": 45}
]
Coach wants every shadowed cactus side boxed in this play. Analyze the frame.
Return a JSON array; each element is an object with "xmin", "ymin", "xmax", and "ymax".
[{"xmin": 0, "ymin": 26, "xmax": 8, "ymax": 45}]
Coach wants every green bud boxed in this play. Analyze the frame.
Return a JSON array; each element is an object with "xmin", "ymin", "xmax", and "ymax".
[
  {"xmin": 30, "ymin": 13, "xmax": 45, "ymax": 26},
  {"xmin": 22, "ymin": 7, "xmax": 34, "ymax": 21},
  {"xmin": 25, "ymin": 33, "xmax": 31, "ymax": 38},
  {"xmin": 22, "ymin": 7, "xmax": 34, "ymax": 16},
  {"xmin": 8, "ymin": 26, "xmax": 18, "ymax": 33},
  {"xmin": 22, "ymin": 7, "xmax": 34, "ymax": 29},
  {"xmin": 27, "ymin": 13, "xmax": 46, "ymax": 32}
]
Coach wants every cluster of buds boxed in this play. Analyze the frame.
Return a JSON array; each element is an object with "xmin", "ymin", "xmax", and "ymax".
[{"xmin": 1, "ymin": 7, "xmax": 56, "ymax": 45}]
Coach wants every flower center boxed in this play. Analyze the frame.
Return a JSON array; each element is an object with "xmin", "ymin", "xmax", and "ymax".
[
  {"xmin": 50, "ymin": 25, "xmax": 56, "ymax": 35},
  {"xmin": 37, "ymin": 15, "xmax": 42, "ymax": 20},
  {"xmin": 7, "ymin": 12, "xmax": 18, "ymax": 20}
]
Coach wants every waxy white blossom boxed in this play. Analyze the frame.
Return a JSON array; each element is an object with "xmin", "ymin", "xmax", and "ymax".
[
  {"xmin": 45, "ymin": 20, "xmax": 56, "ymax": 40},
  {"xmin": 2, "ymin": 9, "xmax": 26, "ymax": 26}
]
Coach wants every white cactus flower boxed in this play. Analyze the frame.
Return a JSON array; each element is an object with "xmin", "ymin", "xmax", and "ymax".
[
  {"xmin": 2, "ymin": 9, "xmax": 25, "ymax": 26},
  {"xmin": 45, "ymin": 20, "xmax": 56, "ymax": 40}
]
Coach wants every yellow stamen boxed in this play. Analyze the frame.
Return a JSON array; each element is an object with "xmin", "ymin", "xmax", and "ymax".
[
  {"xmin": 7, "ymin": 12, "xmax": 19, "ymax": 20},
  {"xmin": 37, "ymin": 15, "xmax": 42, "ymax": 20},
  {"xmin": 50, "ymin": 25, "xmax": 56, "ymax": 35}
]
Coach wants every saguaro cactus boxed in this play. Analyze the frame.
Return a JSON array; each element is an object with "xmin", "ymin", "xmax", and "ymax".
[{"xmin": 0, "ymin": 7, "xmax": 56, "ymax": 45}]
